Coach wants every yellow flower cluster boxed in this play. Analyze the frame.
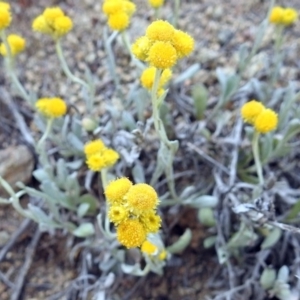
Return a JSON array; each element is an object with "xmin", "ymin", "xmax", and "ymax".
[
  {"xmin": 35, "ymin": 97, "xmax": 67, "ymax": 118},
  {"xmin": 269, "ymin": 6, "xmax": 298, "ymax": 26},
  {"xmin": 84, "ymin": 139, "xmax": 119, "ymax": 172},
  {"xmin": 0, "ymin": 1, "xmax": 11, "ymax": 30},
  {"xmin": 141, "ymin": 240, "xmax": 167, "ymax": 260},
  {"xmin": 148, "ymin": 0, "xmax": 164, "ymax": 9},
  {"xmin": 241, "ymin": 100, "xmax": 278, "ymax": 134},
  {"xmin": 105, "ymin": 178, "xmax": 161, "ymax": 248},
  {"xmin": 140, "ymin": 67, "xmax": 172, "ymax": 95},
  {"xmin": 32, "ymin": 7, "xmax": 73, "ymax": 39},
  {"xmin": 0, "ymin": 34, "xmax": 25, "ymax": 56},
  {"xmin": 102, "ymin": 0, "xmax": 136, "ymax": 31},
  {"xmin": 132, "ymin": 20, "xmax": 194, "ymax": 69}
]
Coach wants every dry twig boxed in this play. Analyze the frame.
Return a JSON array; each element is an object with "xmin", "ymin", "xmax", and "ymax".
[{"xmin": 11, "ymin": 226, "xmax": 41, "ymax": 300}]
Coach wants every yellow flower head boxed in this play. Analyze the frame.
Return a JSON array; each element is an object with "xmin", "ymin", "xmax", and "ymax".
[
  {"xmin": 0, "ymin": 2, "xmax": 10, "ymax": 10},
  {"xmin": 105, "ymin": 177, "xmax": 133, "ymax": 205},
  {"xmin": 108, "ymin": 11, "xmax": 129, "ymax": 31},
  {"xmin": 35, "ymin": 97, "xmax": 67, "ymax": 118},
  {"xmin": 43, "ymin": 7, "xmax": 64, "ymax": 26},
  {"xmin": 32, "ymin": 7, "xmax": 72, "ymax": 38},
  {"xmin": 172, "ymin": 30, "xmax": 195, "ymax": 58},
  {"xmin": 108, "ymin": 205, "xmax": 129, "ymax": 225},
  {"xmin": 269, "ymin": 6, "xmax": 285, "ymax": 24},
  {"xmin": 0, "ymin": 34, "xmax": 26, "ymax": 56},
  {"xmin": 102, "ymin": 148, "xmax": 120, "ymax": 168},
  {"xmin": 32, "ymin": 15, "xmax": 53, "ymax": 35},
  {"xmin": 158, "ymin": 249, "xmax": 167, "ymax": 260},
  {"xmin": 140, "ymin": 67, "xmax": 172, "ymax": 90},
  {"xmin": 141, "ymin": 240, "xmax": 158, "ymax": 255},
  {"xmin": 269, "ymin": 6, "xmax": 298, "ymax": 26},
  {"xmin": 103, "ymin": 0, "xmax": 135, "ymax": 31},
  {"xmin": 254, "ymin": 109, "xmax": 278, "ymax": 134},
  {"xmin": 53, "ymin": 16, "xmax": 73, "ymax": 37},
  {"xmin": 86, "ymin": 148, "xmax": 119, "ymax": 171},
  {"xmin": 241, "ymin": 100, "xmax": 265, "ymax": 125},
  {"xmin": 148, "ymin": 41, "xmax": 177, "ymax": 69},
  {"xmin": 131, "ymin": 36, "xmax": 152, "ymax": 61},
  {"xmin": 123, "ymin": 0, "xmax": 136, "ymax": 16},
  {"xmin": 102, "ymin": 0, "xmax": 123, "ymax": 15},
  {"xmin": 146, "ymin": 20, "xmax": 175, "ymax": 42},
  {"xmin": 117, "ymin": 219, "xmax": 146, "ymax": 248},
  {"xmin": 282, "ymin": 8, "xmax": 298, "ymax": 26},
  {"xmin": 160, "ymin": 68, "xmax": 172, "ymax": 86},
  {"xmin": 0, "ymin": 6, "xmax": 11, "ymax": 30},
  {"xmin": 86, "ymin": 153, "xmax": 107, "ymax": 171},
  {"xmin": 140, "ymin": 210, "xmax": 161, "ymax": 233},
  {"xmin": 148, "ymin": 0, "xmax": 164, "ymax": 9},
  {"xmin": 84, "ymin": 140, "xmax": 106, "ymax": 157},
  {"xmin": 126, "ymin": 183, "xmax": 159, "ymax": 213}
]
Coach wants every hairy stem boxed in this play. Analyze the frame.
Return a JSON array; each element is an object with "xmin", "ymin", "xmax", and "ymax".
[{"xmin": 252, "ymin": 131, "xmax": 264, "ymax": 186}]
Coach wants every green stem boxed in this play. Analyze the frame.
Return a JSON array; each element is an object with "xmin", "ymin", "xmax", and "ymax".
[
  {"xmin": 252, "ymin": 131, "xmax": 264, "ymax": 186},
  {"xmin": 1, "ymin": 30, "xmax": 31, "ymax": 103},
  {"xmin": 150, "ymin": 69, "xmax": 178, "ymax": 200},
  {"xmin": 100, "ymin": 168, "xmax": 108, "ymax": 189},
  {"xmin": 55, "ymin": 40, "xmax": 89, "ymax": 89},
  {"xmin": 270, "ymin": 25, "xmax": 284, "ymax": 87},
  {"xmin": 104, "ymin": 30, "xmax": 120, "ymax": 89},
  {"xmin": 0, "ymin": 176, "xmax": 32, "ymax": 219},
  {"xmin": 154, "ymin": 8, "xmax": 160, "ymax": 19},
  {"xmin": 37, "ymin": 118, "xmax": 53, "ymax": 151},
  {"xmin": 100, "ymin": 168, "xmax": 116, "ymax": 238}
]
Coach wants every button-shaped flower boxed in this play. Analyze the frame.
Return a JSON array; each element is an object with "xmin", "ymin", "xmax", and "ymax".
[
  {"xmin": 141, "ymin": 240, "xmax": 158, "ymax": 255},
  {"xmin": 84, "ymin": 140, "xmax": 106, "ymax": 157},
  {"xmin": 146, "ymin": 20, "xmax": 175, "ymax": 42},
  {"xmin": 43, "ymin": 7, "xmax": 64, "ymax": 26},
  {"xmin": 172, "ymin": 30, "xmax": 195, "ymax": 58},
  {"xmin": 108, "ymin": 205, "xmax": 129, "ymax": 225},
  {"xmin": 53, "ymin": 15, "xmax": 73, "ymax": 38},
  {"xmin": 117, "ymin": 219, "xmax": 146, "ymax": 248},
  {"xmin": 282, "ymin": 8, "xmax": 298, "ymax": 26},
  {"xmin": 108, "ymin": 11, "xmax": 129, "ymax": 31},
  {"xmin": 102, "ymin": 0, "xmax": 136, "ymax": 32},
  {"xmin": 35, "ymin": 97, "xmax": 67, "ymax": 118},
  {"xmin": 0, "ymin": 2, "xmax": 11, "ymax": 30},
  {"xmin": 0, "ymin": 34, "xmax": 26, "ymax": 56},
  {"xmin": 86, "ymin": 148, "xmax": 119, "ymax": 172},
  {"xmin": 254, "ymin": 109, "xmax": 278, "ymax": 134},
  {"xmin": 140, "ymin": 67, "xmax": 172, "ymax": 90},
  {"xmin": 126, "ymin": 183, "xmax": 159, "ymax": 213},
  {"xmin": 148, "ymin": 0, "xmax": 165, "ymax": 9},
  {"xmin": 132, "ymin": 19, "xmax": 194, "ymax": 69},
  {"xmin": 140, "ymin": 210, "xmax": 162, "ymax": 233},
  {"xmin": 131, "ymin": 36, "xmax": 152, "ymax": 61},
  {"xmin": 241, "ymin": 100, "xmax": 265, "ymax": 125},
  {"xmin": 105, "ymin": 177, "xmax": 133, "ymax": 205},
  {"xmin": 269, "ymin": 6, "xmax": 298, "ymax": 26},
  {"xmin": 148, "ymin": 41, "xmax": 178, "ymax": 69},
  {"xmin": 32, "ymin": 7, "xmax": 73, "ymax": 39}
]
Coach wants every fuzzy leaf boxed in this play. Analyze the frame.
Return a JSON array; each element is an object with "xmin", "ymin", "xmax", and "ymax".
[
  {"xmin": 73, "ymin": 223, "xmax": 95, "ymax": 237},
  {"xmin": 203, "ymin": 236, "xmax": 217, "ymax": 249},
  {"xmin": 167, "ymin": 228, "xmax": 192, "ymax": 254},
  {"xmin": 186, "ymin": 195, "xmax": 218, "ymax": 208},
  {"xmin": 198, "ymin": 207, "xmax": 216, "ymax": 226},
  {"xmin": 260, "ymin": 267, "xmax": 276, "ymax": 290},
  {"xmin": 261, "ymin": 228, "xmax": 282, "ymax": 249},
  {"xmin": 192, "ymin": 84, "xmax": 208, "ymax": 120}
]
